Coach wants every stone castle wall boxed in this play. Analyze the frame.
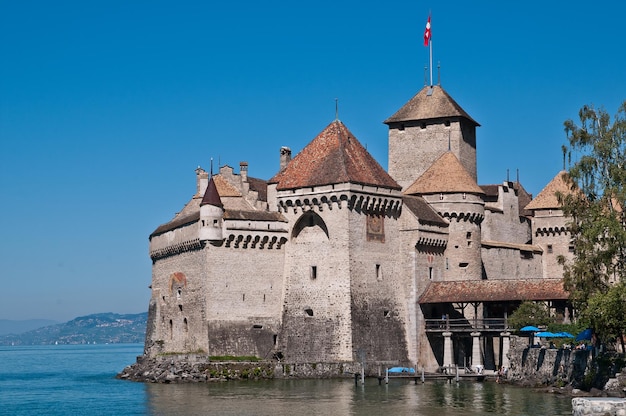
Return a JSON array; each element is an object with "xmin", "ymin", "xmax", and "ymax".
[
  {"xmin": 349, "ymin": 206, "xmax": 410, "ymax": 365},
  {"xmin": 481, "ymin": 245, "xmax": 543, "ymax": 280},
  {"xmin": 482, "ymin": 183, "xmax": 532, "ymax": 244},
  {"xmin": 388, "ymin": 119, "xmax": 476, "ymax": 190},
  {"xmin": 425, "ymin": 194, "xmax": 484, "ymax": 281},
  {"xmin": 148, "ymin": 248, "xmax": 208, "ymax": 355},
  {"xmin": 531, "ymin": 209, "xmax": 572, "ymax": 279}
]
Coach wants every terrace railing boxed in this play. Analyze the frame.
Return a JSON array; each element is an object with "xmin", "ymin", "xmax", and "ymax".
[{"xmin": 424, "ymin": 317, "xmax": 509, "ymax": 332}]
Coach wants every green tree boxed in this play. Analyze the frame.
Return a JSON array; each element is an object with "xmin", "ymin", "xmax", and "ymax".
[
  {"xmin": 558, "ymin": 101, "xmax": 626, "ymax": 344},
  {"xmin": 579, "ymin": 283, "xmax": 626, "ymax": 350},
  {"xmin": 508, "ymin": 301, "xmax": 553, "ymax": 330}
]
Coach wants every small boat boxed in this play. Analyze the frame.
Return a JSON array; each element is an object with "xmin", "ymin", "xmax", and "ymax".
[{"xmin": 388, "ymin": 367, "xmax": 416, "ymax": 374}]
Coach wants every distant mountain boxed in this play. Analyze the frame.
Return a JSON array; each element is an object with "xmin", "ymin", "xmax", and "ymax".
[
  {"xmin": 0, "ymin": 312, "xmax": 147, "ymax": 345},
  {"xmin": 0, "ymin": 319, "xmax": 59, "ymax": 336}
]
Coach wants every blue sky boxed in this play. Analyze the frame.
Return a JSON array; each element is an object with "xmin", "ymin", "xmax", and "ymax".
[{"xmin": 1, "ymin": 1, "xmax": 624, "ymax": 321}]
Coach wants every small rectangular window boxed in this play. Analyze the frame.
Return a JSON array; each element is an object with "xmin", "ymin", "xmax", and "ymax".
[
  {"xmin": 428, "ymin": 267, "xmax": 433, "ymax": 280},
  {"xmin": 376, "ymin": 264, "xmax": 382, "ymax": 281},
  {"xmin": 547, "ymin": 244, "xmax": 553, "ymax": 253},
  {"xmin": 311, "ymin": 266, "xmax": 317, "ymax": 279}
]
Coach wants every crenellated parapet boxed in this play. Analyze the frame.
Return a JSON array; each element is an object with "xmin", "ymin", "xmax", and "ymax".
[
  {"xmin": 439, "ymin": 211, "xmax": 484, "ymax": 224},
  {"xmin": 415, "ymin": 236, "xmax": 447, "ymax": 248},
  {"xmin": 535, "ymin": 226, "xmax": 569, "ymax": 236},
  {"xmin": 150, "ymin": 238, "xmax": 204, "ymax": 262},
  {"xmin": 224, "ymin": 233, "xmax": 288, "ymax": 249},
  {"xmin": 277, "ymin": 190, "xmax": 402, "ymax": 218}
]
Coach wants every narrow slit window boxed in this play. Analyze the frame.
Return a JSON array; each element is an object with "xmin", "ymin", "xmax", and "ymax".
[
  {"xmin": 311, "ymin": 266, "xmax": 317, "ymax": 280},
  {"xmin": 376, "ymin": 264, "xmax": 382, "ymax": 281}
]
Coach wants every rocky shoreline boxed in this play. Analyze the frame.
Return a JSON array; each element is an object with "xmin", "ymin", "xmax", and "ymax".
[{"xmin": 117, "ymin": 354, "xmax": 360, "ymax": 383}]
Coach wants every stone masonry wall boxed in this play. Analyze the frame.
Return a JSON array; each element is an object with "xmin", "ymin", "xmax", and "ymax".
[
  {"xmin": 280, "ymin": 206, "xmax": 353, "ymax": 363},
  {"xmin": 349, "ymin": 207, "xmax": 409, "ymax": 365},
  {"xmin": 148, "ymin": 248, "xmax": 208, "ymax": 355},
  {"xmin": 482, "ymin": 182, "xmax": 532, "ymax": 244},
  {"xmin": 507, "ymin": 335, "xmax": 591, "ymax": 387},
  {"xmin": 388, "ymin": 119, "xmax": 476, "ymax": 190},
  {"xmin": 425, "ymin": 194, "xmax": 483, "ymax": 281},
  {"xmin": 531, "ymin": 209, "xmax": 572, "ymax": 279},
  {"xmin": 481, "ymin": 246, "xmax": 543, "ymax": 280}
]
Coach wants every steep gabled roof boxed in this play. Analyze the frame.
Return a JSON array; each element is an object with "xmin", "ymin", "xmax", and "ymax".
[
  {"xmin": 269, "ymin": 120, "xmax": 401, "ymax": 191},
  {"xmin": 525, "ymin": 171, "xmax": 571, "ymax": 210},
  {"xmin": 404, "ymin": 152, "xmax": 484, "ymax": 195},
  {"xmin": 384, "ymin": 85, "xmax": 479, "ymax": 126}
]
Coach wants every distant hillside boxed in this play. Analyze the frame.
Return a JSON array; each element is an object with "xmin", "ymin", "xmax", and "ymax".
[
  {"xmin": 0, "ymin": 319, "xmax": 59, "ymax": 336},
  {"xmin": 0, "ymin": 312, "xmax": 147, "ymax": 345}
]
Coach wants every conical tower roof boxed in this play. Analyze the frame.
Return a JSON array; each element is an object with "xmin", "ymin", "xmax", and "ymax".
[
  {"xmin": 404, "ymin": 152, "xmax": 484, "ymax": 195},
  {"xmin": 384, "ymin": 85, "xmax": 479, "ymax": 126},
  {"xmin": 525, "ymin": 171, "xmax": 571, "ymax": 210},
  {"xmin": 269, "ymin": 120, "xmax": 401, "ymax": 191},
  {"xmin": 200, "ymin": 176, "xmax": 223, "ymax": 208}
]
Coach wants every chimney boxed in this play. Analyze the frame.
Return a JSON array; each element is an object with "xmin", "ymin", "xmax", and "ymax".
[
  {"xmin": 195, "ymin": 166, "xmax": 209, "ymax": 197},
  {"xmin": 239, "ymin": 161, "xmax": 248, "ymax": 183},
  {"xmin": 280, "ymin": 146, "xmax": 292, "ymax": 172}
]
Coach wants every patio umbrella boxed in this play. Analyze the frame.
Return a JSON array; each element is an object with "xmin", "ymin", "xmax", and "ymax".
[
  {"xmin": 575, "ymin": 328, "xmax": 593, "ymax": 341},
  {"xmin": 520, "ymin": 325, "xmax": 540, "ymax": 332},
  {"xmin": 535, "ymin": 331, "xmax": 557, "ymax": 338},
  {"xmin": 555, "ymin": 332, "xmax": 574, "ymax": 338}
]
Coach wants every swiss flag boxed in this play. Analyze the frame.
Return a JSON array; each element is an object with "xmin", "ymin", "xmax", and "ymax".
[{"xmin": 424, "ymin": 16, "xmax": 431, "ymax": 46}]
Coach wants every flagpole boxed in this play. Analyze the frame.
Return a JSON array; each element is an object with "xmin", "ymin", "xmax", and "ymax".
[{"xmin": 429, "ymin": 38, "xmax": 433, "ymax": 86}]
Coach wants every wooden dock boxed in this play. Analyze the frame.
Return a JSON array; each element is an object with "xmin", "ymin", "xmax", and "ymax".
[
  {"xmin": 353, "ymin": 368, "xmax": 489, "ymax": 386},
  {"xmin": 375, "ymin": 373, "xmax": 487, "ymax": 384}
]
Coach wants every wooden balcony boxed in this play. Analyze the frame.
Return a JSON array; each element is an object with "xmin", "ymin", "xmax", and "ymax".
[{"xmin": 424, "ymin": 317, "xmax": 509, "ymax": 333}]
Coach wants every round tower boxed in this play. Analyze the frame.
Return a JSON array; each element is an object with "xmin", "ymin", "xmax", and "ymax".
[
  {"xmin": 404, "ymin": 152, "xmax": 485, "ymax": 281},
  {"xmin": 199, "ymin": 176, "xmax": 224, "ymax": 242},
  {"xmin": 427, "ymin": 193, "xmax": 484, "ymax": 281}
]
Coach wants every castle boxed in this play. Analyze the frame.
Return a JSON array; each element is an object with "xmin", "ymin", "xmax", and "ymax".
[{"xmin": 144, "ymin": 84, "xmax": 572, "ymax": 372}]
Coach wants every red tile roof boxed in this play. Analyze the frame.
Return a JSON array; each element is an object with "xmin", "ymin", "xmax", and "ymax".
[
  {"xmin": 384, "ymin": 85, "xmax": 479, "ymax": 126},
  {"xmin": 418, "ymin": 279, "xmax": 568, "ymax": 304},
  {"xmin": 404, "ymin": 152, "xmax": 484, "ymax": 195},
  {"xmin": 269, "ymin": 120, "xmax": 401, "ymax": 191},
  {"xmin": 525, "ymin": 171, "xmax": 572, "ymax": 210}
]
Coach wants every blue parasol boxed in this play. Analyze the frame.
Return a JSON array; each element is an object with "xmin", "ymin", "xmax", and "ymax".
[
  {"xmin": 520, "ymin": 325, "xmax": 540, "ymax": 332},
  {"xmin": 575, "ymin": 328, "xmax": 593, "ymax": 341},
  {"xmin": 555, "ymin": 332, "xmax": 574, "ymax": 338},
  {"xmin": 535, "ymin": 331, "xmax": 557, "ymax": 338}
]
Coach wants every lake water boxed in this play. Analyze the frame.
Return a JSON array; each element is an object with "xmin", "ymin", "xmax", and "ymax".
[{"xmin": 0, "ymin": 344, "xmax": 573, "ymax": 415}]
